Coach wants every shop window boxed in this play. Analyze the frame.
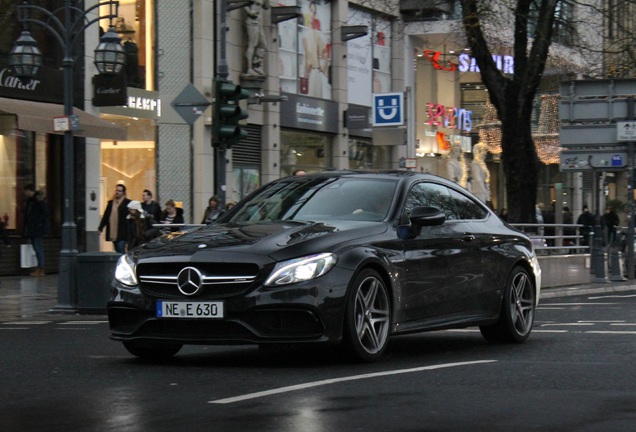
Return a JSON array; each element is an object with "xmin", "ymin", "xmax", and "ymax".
[
  {"xmin": 278, "ymin": 0, "xmax": 332, "ymax": 99},
  {"xmin": 281, "ymin": 130, "xmax": 332, "ymax": 175},
  {"xmin": 347, "ymin": 8, "xmax": 392, "ymax": 106},
  {"xmin": 100, "ymin": 0, "xmax": 155, "ymax": 90},
  {"xmin": 348, "ymin": 139, "xmax": 390, "ymax": 170},
  {"xmin": 100, "ymin": 117, "xmax": 156, "ymax": 206}
]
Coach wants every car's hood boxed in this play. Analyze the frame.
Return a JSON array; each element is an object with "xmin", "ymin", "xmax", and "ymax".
[{"xmin": 137, "ymin": 220, "xmax": 389, "ymax": 261}]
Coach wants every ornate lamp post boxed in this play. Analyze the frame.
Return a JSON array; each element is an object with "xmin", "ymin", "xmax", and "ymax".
[{"xmin": 9, "ymin": 0, "xmax": 125, "ymax": 313}]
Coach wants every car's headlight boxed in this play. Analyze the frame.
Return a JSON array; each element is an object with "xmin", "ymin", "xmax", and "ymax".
[
  {"xmin": 265, "ymin": 253, "xmax": 337, "ymax": 286},
  {"xmin": 115, "ymin": 254, "xmax": 138, "ymax": 287}
]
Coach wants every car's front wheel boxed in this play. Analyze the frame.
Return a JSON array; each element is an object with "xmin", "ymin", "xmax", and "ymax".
[
  {"xmin": 480, "ymin": 266, "xmax": 536, "ymax": 343},
  {"xmin": 123, "ymin": 341, "xmax": 182, "ymax": 360},
  {"xmin": 343, "ymin": 269, "xmax": 391, "ymax": 362}
]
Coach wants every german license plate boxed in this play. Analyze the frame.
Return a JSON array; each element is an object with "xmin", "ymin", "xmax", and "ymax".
[{"xmin": 156, "ymin": 301, "xmax": 224, "ymax": 319}]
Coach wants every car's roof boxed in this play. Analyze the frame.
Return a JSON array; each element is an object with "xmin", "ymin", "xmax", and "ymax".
[{"xmin": 284, "ymin": 170, "xmax": 447, "ymax": 181}]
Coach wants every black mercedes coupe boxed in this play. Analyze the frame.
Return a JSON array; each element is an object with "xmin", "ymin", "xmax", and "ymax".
[{"xmin": 108, "ymin": 171, "xmax": 541, "ymax": 362}]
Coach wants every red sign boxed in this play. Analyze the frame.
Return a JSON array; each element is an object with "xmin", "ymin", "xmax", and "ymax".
[{"xmin": 423, "ymin": 50, "xmax": 457, "ymax": 72}]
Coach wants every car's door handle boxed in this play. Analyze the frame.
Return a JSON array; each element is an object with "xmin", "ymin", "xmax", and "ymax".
[{"xmin": 462, "ymin": 234, "xmax": 476, "ymax": 242}]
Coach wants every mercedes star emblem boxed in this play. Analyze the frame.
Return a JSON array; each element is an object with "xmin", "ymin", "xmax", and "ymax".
[{"xmin": 176, "ymin": 267, "xmax": 203, "ymax": 296}]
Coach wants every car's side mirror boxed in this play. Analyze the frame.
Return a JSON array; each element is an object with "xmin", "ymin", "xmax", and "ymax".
[{"xmin": 397, "ymin": 206, "xmax": 446, "ymax": 240}]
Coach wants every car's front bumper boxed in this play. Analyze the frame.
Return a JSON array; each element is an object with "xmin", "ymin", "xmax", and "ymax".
[{"xmin": 107, "ymin": 267, "xmax": 352, "ymax": 346}]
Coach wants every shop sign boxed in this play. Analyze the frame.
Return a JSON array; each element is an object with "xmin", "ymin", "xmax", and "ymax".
[
  {"xmin": 458, "ymin": 53, "xmax": 514, "ymax": 74},
  {"xmin": 346, "ymin": 105, "xmax": 372, "ymax": 138},
  {"xmin": 427, "ymin": 102, "xmax": 472, "ymax": 132},
  {"xmin": 92, "ymin": 73, "xmax": 127, "ymax": 107},
  {"xmin": 0, "ymin": 60, "xmax": 63, "ymax": 104},
  {"xmin": 98, "ymin": 87, "xmax": 161, "ymax": 120},
  {"xmin": 422, "ymin": 50, "xmax": 514, "ymax": 75},
  {"xmin": 280, "ymin": 93, "xmax": 339, "ymax": 134}
]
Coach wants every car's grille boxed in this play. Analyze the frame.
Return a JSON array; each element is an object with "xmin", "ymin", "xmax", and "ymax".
[{"xmin": 136, "ymin": 262, "xmax": 260, "ymax": 300}]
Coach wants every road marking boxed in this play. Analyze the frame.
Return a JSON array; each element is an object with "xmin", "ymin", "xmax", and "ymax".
[
  {"xmin": 2, "ymin": 321, "xmax": 51, "ymax": 325},
  {"xmin": 540, "ymin": 323, "xmax": 594, "ymax": 326},
  {"xmin": 578, "ymin": 320, "xmax": 625, "ymax": 323},
  {"xmin": 57, "ymin": 321, "xmax": 108, "ymax": 325},
  {"xmin": 444, "ymin": 329, "xmax": 479, "ymax": 333},
  {"xmin": 611, "ymin": 323, "xmax": 636, "ymax": 326},
  {"xmin": 532, "ymin": 330, "xmax": 568, "ymax": 333},
  {"xmin": 543, "ymin": 302, "xmax": 617, "ymax": 306},
  {"xmin": 586, "ymin": 331, "xmax": 636, "ymax": 335},
  {"xmin": 0, "ymin": 327, "xmax": 29, "ymax": 330},
  {"xmin": 588, "ymin": 294, "xmax": 636, "ymax": 300},
  {"xmin": 208, "ymin": 360, "xmax": 497, "ymax": 405}
]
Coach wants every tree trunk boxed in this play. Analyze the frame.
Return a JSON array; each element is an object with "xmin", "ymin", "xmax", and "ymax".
[{"xmin": 500, "ymin": 107, "xmax": 540, "ymax": 223}]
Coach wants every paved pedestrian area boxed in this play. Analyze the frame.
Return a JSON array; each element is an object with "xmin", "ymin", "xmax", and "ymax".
[{"xmin": 1, "ymin": 273, "xmax": 635, "ymax": 321}]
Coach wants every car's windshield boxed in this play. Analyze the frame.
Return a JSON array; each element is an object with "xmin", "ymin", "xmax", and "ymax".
[{"xmin": 229, "ymin": 176, "xmax": 398, "ymax": 223}]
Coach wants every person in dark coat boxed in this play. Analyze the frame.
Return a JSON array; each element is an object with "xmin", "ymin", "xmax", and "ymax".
[
  {"xmin": 23, "ymin": 184, "xmax": 50, "ymax": 276},
  {"xmin": 576, "ymin": 205, "xmax": 595, "ymax": 247},
  {"xmin": 201, "ymin": 195, "xmax": 224, "ymax": 224},
  {"xmin": 98, "ymin": 184, "xmax": 131, "ymax": 254},
  {"xmin": 141, "ymin": 189, "xmax": 162, "ymax": 224},
  {"xmin": 601, "ymin": 206, "xmax": 620, "ymax": 246},
  {"xmin": 159, "ymin": 199, "xmax": 185, "ymax": 233}
]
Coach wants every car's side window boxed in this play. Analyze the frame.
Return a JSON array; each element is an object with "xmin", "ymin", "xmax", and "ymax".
[
  {"xmin": 447, "ymin": 188, "xmax": 488, "ymax": 220},
  {"xmin": 403, "ymin": 182, "xmax": 460, "ymax": 221}
]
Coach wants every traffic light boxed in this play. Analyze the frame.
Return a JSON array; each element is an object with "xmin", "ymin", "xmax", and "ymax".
[{"xmin": 213, "ymin": 78, "xmax": 249, "ymax": 148}]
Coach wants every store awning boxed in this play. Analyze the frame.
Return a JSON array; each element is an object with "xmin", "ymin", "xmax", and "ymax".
[{"xmin": 0, "ymin": 97, "xmax": 127, "ymax": 140}]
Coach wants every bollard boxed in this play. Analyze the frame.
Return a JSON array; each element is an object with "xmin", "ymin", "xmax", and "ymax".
[
  {"xmin": 609, "ymin": 248, "xmax": 626, "ymax": 281},
  {"xmin": 591, "ymin": 237, "xmax": 608, "ymax": 283}
]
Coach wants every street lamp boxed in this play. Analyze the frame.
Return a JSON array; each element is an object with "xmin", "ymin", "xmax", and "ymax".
[{"xmin": 9, "ymin": 0, "xmax": 124, "ymax": 313}]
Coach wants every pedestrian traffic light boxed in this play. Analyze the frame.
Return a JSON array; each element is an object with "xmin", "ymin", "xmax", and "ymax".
[{"xmin": 213, "ymin": 78, "xmax": 249, "ymax": 148}]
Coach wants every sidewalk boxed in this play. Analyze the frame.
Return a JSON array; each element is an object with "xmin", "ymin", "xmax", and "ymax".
[{"xmin": 1, "ymin": 273, "xmax": 635, "ymax": 321}]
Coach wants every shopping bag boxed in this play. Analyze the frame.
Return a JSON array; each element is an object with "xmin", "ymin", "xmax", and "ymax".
[{"xmin": 20, "ymin": 243, "xmax": 37, "ymax": 268}]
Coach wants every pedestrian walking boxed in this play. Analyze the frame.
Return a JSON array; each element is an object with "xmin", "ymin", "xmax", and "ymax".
[
  {"xmin": 159, "ymin": 199, "xmax": 185, "ymax": 233},
  {"xmin": 141, "ymin": 189, "xmax": 162, "ymax": 223},
  {"xmin": 126, "ymin": 200, "xmax": 153, "ymax": 250},
  {"xmin": 22, "ymin": 184, "xmax": 50, "ymax": 277},
  {"xmin": 576, "ymin": 205, "xmax": 595, "ymax": 247},
  {"xmin": 601, "ymin": 206, "xmax": 620, "ymax": 247},
  {"xmin": 98, "ymin": 184, "xmax": 131, "ymax": 254},
  {"xmin": 0, "ymin": 212, "xmax": 10, "ymax": 271},
  {"xmin": 201, "ymin": 195, "xmax": 223, "ymax": 224}
]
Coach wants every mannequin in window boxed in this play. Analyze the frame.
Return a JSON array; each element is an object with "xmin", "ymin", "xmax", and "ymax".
[
  {"xmin": 244, "ymin": 0, "xmax": 270, "ymax": 76},
  {"xmin": 471, "ymin": 142, "xmax": 491, "ymax": 203},
  {"xmin": 444, "ymin": 142, "xmax": 464, "ymax": 186}
]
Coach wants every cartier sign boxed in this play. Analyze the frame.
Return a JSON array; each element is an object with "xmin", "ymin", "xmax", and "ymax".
[{"xmin": 0, "ymin": 61, "xmax": 63, "ymax": 103}]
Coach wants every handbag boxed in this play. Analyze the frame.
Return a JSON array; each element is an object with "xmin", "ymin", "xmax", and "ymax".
[{"xmin": 20, "ymin": 243, "xmax": 38, "ymax": 268}]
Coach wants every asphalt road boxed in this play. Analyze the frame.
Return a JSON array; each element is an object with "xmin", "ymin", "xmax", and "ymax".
[{"xmin": 1, "ymin": 291, "xmax": 635, "ymax": 432}]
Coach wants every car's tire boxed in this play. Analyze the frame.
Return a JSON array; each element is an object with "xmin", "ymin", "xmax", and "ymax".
[
  {"xmin": 343, "ymin": 269, "xmax": 391, "ymax": 362},
  {"xmin": 480, "ymin": 266, "xmax": 536, "ymax": 344},
  {"xmin": 123, "ymin": 341, "xmax": 182, "ymax": 360}
]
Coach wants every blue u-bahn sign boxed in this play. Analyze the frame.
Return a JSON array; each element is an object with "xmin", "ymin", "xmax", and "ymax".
[{"xmin": 372, "ymin": 92, "xmax": 404, "ymax": 127}]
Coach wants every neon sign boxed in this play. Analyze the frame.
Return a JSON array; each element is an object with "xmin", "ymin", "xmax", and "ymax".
[
  {"xmin": 422, "ymin": 50, "xmax": 514, "ymax": 75},
  {"xmin": 458, "ymin": 53, "xmax": 514, "ymax": 74},
  {"xmin": 423, "ymin": 50, "xmax": 457, "ymax": 72},
  {"xmin": 427, "ymin": 103, "xmax": 472, "ymax": 132}
]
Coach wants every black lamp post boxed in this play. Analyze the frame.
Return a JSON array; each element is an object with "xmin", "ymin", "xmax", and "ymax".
[{"xmin": 9, "ymin": 0, "xmax": 124, "ymax": 313}]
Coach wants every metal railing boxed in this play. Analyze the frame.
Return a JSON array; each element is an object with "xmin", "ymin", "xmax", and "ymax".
[{"xmin": 510, "ymin": 223, "xmax": 590, "ymax": 254}]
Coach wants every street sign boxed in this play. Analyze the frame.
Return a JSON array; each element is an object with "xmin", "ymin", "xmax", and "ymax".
[
  {"xmin": 53, "ymin": 116, "xmax": 70, "ymax": 132},
  {"xmin": 560, "ymin": 150, "xmax": 628, "ymax": 171},
  {"xmin": 172, "ymin": 84, "xmax": 211, "ymax": 125},
  {"xmin": 372, "ymin": 92, "xmax": 404, "ymax": 126},
  {"xmin": 617, "ymin": 121, "xmax": 636, "ymax": 141}
]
